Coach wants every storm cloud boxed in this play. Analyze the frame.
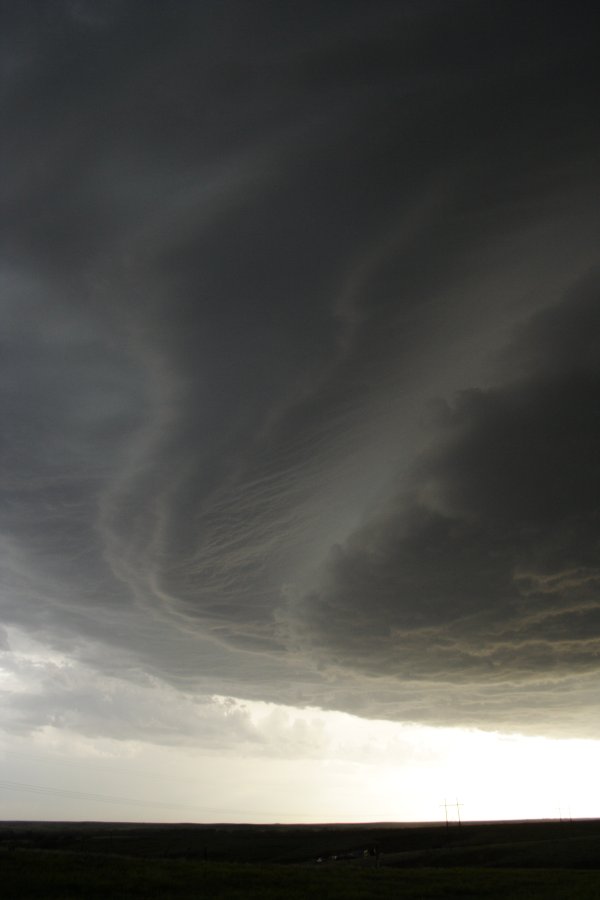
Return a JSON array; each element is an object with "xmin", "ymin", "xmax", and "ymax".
[
  {"xmin": 2, "ymin": 1, "xmax": 600, "ymax": 741},
  {"xmin": 294, "ymin": 278, "xmax": 600, "ymax": 731}
]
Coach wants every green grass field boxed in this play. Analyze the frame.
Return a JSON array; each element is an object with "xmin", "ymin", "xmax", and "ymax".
[{"xmin": 2, "ymin": 819, "xmax": 600, "ymax": 898}]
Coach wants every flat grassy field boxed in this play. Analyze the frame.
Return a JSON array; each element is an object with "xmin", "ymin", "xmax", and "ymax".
[{"xmin": 2, "ymin": 819, "xmax": 600, "ymax": 899}]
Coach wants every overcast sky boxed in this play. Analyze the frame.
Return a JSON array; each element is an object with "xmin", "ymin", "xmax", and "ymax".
[{"xmin": 2, "ymin": 1, "xmax": 600, "ymax": 822}]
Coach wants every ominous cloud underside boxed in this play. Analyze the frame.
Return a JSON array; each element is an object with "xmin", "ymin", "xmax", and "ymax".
[{"xmin": 2, "ymin": 1, "xmax": 600, "ymax": 739}]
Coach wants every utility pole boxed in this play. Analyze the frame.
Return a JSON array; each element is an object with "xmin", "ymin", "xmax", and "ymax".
[
  {"xmin": 440, "ymin": 799, "xmax": 450, "ymax": 830},
  {"xmin": 455, "ymin": 799, "xmax": 463, "ymax": 826}
]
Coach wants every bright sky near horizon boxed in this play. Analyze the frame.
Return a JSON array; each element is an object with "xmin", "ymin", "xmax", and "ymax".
[
  {"xmin": 2, "ymin": 1, "xmax": 600, "ymax": 822},
  {"xmin": 0, "ymin": 627, "xmax": 598, "ymax": 824}
]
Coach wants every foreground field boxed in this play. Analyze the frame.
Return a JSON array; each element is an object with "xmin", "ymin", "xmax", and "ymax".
[
  {"xmin": 2, "ymin": 819, "xmax": 600, "ymax": 899},
  {"xmin": 3, "ymin": 851, "xmax": 600, "ymax": 899}
]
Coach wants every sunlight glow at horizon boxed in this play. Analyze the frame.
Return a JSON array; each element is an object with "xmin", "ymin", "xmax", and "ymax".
[{"xmin": 1, "ymin": 681, "xmax": 598, "ymax": 824}]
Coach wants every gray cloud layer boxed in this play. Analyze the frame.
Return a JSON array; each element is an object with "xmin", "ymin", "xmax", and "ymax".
[
  {"xmin": 2, "ymin": 1, "xmax": 600, "ymax": 738},
  {"xmin": 294, "ymin": 280, "xmax": 600, "ymax": 724}
]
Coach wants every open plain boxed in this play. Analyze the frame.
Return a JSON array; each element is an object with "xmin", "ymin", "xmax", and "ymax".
[{"xmin": 2, "ymin": 819, "xmax": 600, "ymax": 898}]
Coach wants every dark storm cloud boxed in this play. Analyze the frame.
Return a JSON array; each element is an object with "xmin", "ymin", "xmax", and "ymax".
[
  {"xmin": 2, "ymin": 1, "xmax": 600, "ymax": 737},
  {"xmin": 292, "ymin": 276, "xmax": 600, "ymax": 732}
]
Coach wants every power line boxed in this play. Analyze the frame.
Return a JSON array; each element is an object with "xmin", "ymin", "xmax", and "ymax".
[{"xmin": 0, "ymin": 777, "xmax": 318, "ymax": 819}]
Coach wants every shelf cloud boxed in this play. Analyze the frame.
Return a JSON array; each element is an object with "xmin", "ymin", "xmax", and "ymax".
[{"xmin": 2, "ymin": 1, "xmax": 600, "ymax": 743}]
